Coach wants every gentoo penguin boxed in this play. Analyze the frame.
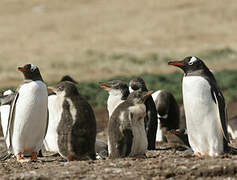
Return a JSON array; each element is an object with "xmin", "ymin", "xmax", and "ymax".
[
  {"xmin": 129, "ymin": 77, "xmax": 157, "ymax": 150},
  {"xmin": 168, "ymin": 56, "xmax": 230, "ymax": 157},
  {"xmin": 99, "ymin": 80, "xmax": 129, "ymax": 117},
  {"xmin": 108, "ymin": 91, "xmax": 153, "ymax": 158},
  {"xmin": 152, "ymin": 90, "xmax": 180, "ymax": 142},
  {"xmin": 44, "ymin": 75, "xmax": 78, "ymax": 153},
  {"xmin": 227, "ymin": 116, "xmax": 237, "ymax": 140},
  {"xmin": 5, "ymin": 64, "xmax": 48, "ymax": 162},
  {"xmin": 48, "ymin": 81, "xmax": 96, "ymax": 161},
  {"xmin": 0, "ymin": 90, "xmax": 14, "ymax": 148}
]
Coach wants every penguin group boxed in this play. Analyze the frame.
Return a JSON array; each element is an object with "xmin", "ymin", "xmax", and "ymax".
[{"xmin": 0, "ymin": 55, "xmax": 236, "ymax": 163}]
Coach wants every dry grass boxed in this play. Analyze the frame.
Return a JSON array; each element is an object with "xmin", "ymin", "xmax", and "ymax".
[{"xmin": 0, "ymin": 0, "xmax": 237, "ymax": 87}]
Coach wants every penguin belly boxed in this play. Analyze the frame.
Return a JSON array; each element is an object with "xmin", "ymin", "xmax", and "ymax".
[
  {"xmin": 107, "ymin": 92, "xmax": 124, "ymax": 117},
  {"xmin": 0, "ymin": 105, "xmax": 10, "ymax": 148},
  {"xmin": 129, "ymin": 105, "xmax": 148, "ymax": 156},
  {"xmin": 12, "ymin": 81, "xmax": 48, "ymax": 155},
  {"xmin": 183, "ymin": 76, "xmax": 223, "ymax": 156},
  {"xmin": 44, "ymin": 95, "xmax": 63, "ymax": 152}
]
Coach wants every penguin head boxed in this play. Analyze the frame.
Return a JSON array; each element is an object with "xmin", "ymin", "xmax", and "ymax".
[
  {"xmin": 18, "ymin": 64, "xmax": 43, "ymax": 81},
  {"xmin": 168, "ymin": 56, "xmax": 207, "ymax": 75},
  {"xmin": 128, "ymin": 90, "xmax": 153, "ymax": 104},
  {"xmin": 60, "ymin": 75, "xmax": 78, "ymax": 84},
  {"xmin": 48, "ymin": 81, "xmax": 79, "ymax": 97},
  {"xmin": 99, "ymin": 80, "xmax": 129, "ymax": 100},
  {"xmin": 129, "ymin": 77, "xmax": 148, "ymax": 93}
]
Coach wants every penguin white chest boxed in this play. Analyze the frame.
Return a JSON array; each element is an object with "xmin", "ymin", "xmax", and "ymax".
[
  {"xmin": 183, "ymin": 76, "xmax": 223, "ymax": 156},
  {"xmin": 44, "ymin": 95, "xmax": 63, "ymax": 152},
  {"xmin": 107, "ymin": 90, "xmax": 124, "ymax": 117},
  {"xmin": 128, "ymin": 104, "xmax": 148, "ymax": 156},
  {"xmin": 12, "ymin": 81, "xmax": 48, "ymax": 155}
]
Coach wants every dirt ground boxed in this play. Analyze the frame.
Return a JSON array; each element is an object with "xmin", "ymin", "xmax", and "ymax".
[{"xmin": 0, "ymin": 102, "xmax": 237, "ymax": 180}]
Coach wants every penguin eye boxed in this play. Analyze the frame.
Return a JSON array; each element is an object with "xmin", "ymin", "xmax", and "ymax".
[
  {"xmin": 58, "ymin": 86, "xmax": 64, "ymax": 91},
  {"xmin": 30, "ymin": 65, "xmax": 37, "ymax": 72},
  {"xmin": 188, "ymin": 61, "xmax": 194, "ymax": 65}
]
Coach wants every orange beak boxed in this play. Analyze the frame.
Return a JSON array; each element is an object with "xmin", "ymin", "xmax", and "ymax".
[
  {"xmin": 144, "ymin": 91, "xmax": 154, "ymax": 97},
  {"xmin": 18, "ymin": 67, "xmax": 26, "ymax": 72},
  {"xmin": 168, "ymin": 61, "xmax": 184, "ymax": 66},
  {"xmin": 48, "ymin": 87, "xmax": 56, "ymax": 91},
  {"xmin": 99, "ymin": 82, "xmax": 112, "ymax": 89}
]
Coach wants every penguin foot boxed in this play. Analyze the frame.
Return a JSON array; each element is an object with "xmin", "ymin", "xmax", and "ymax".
[
  {"xmin": 195, "ymin": 152, "xmax": 202, "ymax": 158},
  {"xmin": 16, "ymin": 153, "xmax": 31, "ymax": 163},
  {"xmin": 31, "ymin": 152, "xmax": 38, "ymax": 161}
]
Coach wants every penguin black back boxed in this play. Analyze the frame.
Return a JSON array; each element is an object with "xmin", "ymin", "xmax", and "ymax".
[{"xmin": 154, "ymin": 90, "xmax": 180, "ymax": 130}]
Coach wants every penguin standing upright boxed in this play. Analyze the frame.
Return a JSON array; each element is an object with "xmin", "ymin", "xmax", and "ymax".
[
  {"xmin": 152, "ymin": 90, "xmax": 180, "ymax": 142},
  {"xmin": 6, "ymin": 64, "xmax": 48, "ymax": 162},
  {"xmin": 44, "ymin": 75, "xmax": 78, "ymax": 153},
  {"xmin": 168, "ymin": 56, "xmax": 230, "ymax": 157},
  {"xmin": 99, "ymin": 80, "xmax": 129, "ymax": 117},
  {"xmin": 129, "ymin": 77, "xmax": 157, "ymax": 150},
  {"xmin": 108, "ymin": 91, "xmax": 153, "ymax": 158},
  {"xmin": 48, "ymin": 81, "xmax": 96, "ymax": 161},
  {"xmin": 0, "ymin": 90, "xmax": 15, "ymax": 149}
]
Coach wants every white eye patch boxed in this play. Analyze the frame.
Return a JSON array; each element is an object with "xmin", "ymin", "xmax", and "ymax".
[
  {"xmin": 189, "ymin": 56, "xmax": 197, "ymax": 65},
  {"xmin": 30, "ymin": 64, "xmax": 37, "ymax": 72}
]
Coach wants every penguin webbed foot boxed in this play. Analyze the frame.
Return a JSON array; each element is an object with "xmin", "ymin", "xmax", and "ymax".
[{"xmin": 31, "ymin": 152, "xmax": 38, "ymax": 161}]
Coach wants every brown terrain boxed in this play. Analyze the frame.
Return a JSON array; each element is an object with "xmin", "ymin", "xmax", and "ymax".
[{"xmin": 0, "ymin": 0, "xmax": 237, "ymax": 179}]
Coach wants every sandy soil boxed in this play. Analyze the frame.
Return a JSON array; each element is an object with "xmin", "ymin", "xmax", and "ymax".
[{"xmin": 0, "ymin": 101, "xmax": 237, "ymax": 180}]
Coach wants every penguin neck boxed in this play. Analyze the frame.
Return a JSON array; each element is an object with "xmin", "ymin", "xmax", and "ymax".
[
  {"xmin": 128, "ymin": 103, "xmax": 146, "ymax": 125},
  {"xmin": 107, "ymin": 90, "xmax": 125, "ymax": 117},
  {"xmin": 24, "ymin": 75, "xmax": 44, "ymax": 82}
]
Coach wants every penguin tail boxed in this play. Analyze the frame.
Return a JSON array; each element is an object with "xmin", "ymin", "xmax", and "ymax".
[{"xmin": 226, "ymin": 145, "xmax": 237, "ymax": 155}]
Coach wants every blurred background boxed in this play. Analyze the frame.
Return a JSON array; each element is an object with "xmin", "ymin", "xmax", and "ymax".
[{"xmin": 1, "ymin": 0, "xmax": 237, "ymax": 125}]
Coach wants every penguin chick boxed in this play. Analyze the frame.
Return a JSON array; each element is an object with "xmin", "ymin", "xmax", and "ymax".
[
  {"xmin": 44, "ymin": 75, "xmax": 78, "ymax": 152},
  {"xmin": 108, "ymin": 91, "xmax": 153, "ymax": 158},
  {"xmin": 129, "ymin": 77, "xmax": 157, "ymax": 150},
  {"xmin": 99, "ymin": 80, "xmax": 129, "ymax": 117},
  {"xmin": 49, "ymin": 81, "xmax": 96, "ymax": 161},
  {"xmin": 60, "ymin": 75, "xmax": 78, "ymax": 84}
]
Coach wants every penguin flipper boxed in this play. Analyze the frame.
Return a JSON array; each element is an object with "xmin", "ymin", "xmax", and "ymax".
[
  {"xmin": 211, "ymin": 88, "xmax": 229, "ymax": 143},
  {"xmin": 5, "ymin": 92, "xmax": 19, "ymax": 152},
  {"xmin": 0, "ymin": 93, "xmax": 16, "ymax": 105},
  {"xmin": 118, "ymin": 129, "xmax": 133, "ymax": 157}
]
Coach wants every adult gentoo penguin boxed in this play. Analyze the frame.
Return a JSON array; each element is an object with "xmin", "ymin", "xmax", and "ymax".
[
  {"xmin": 99, "ymin": 80, "xmax": 129, "ymax": 117},
  {"xmin": 6, "ymin": 64, "xmax": 48, "ymax": 162},
  {"xmin": 108, "ymin": 91, "xmax": 153, "ymax": 158},
  {"xmin": 129, "ymin": 77, "xmax": 157, "ymax": 150},
  {"xmin": 152, "ymin": 90, "xmax": 180, "ymax": 142},
  {"xmin": 168, "ymin": 56, "xmax": 230, "ymax": 157},
  {"xmin": 48, "ymin": 81, "xmax": 96, "ymax": 161}
]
